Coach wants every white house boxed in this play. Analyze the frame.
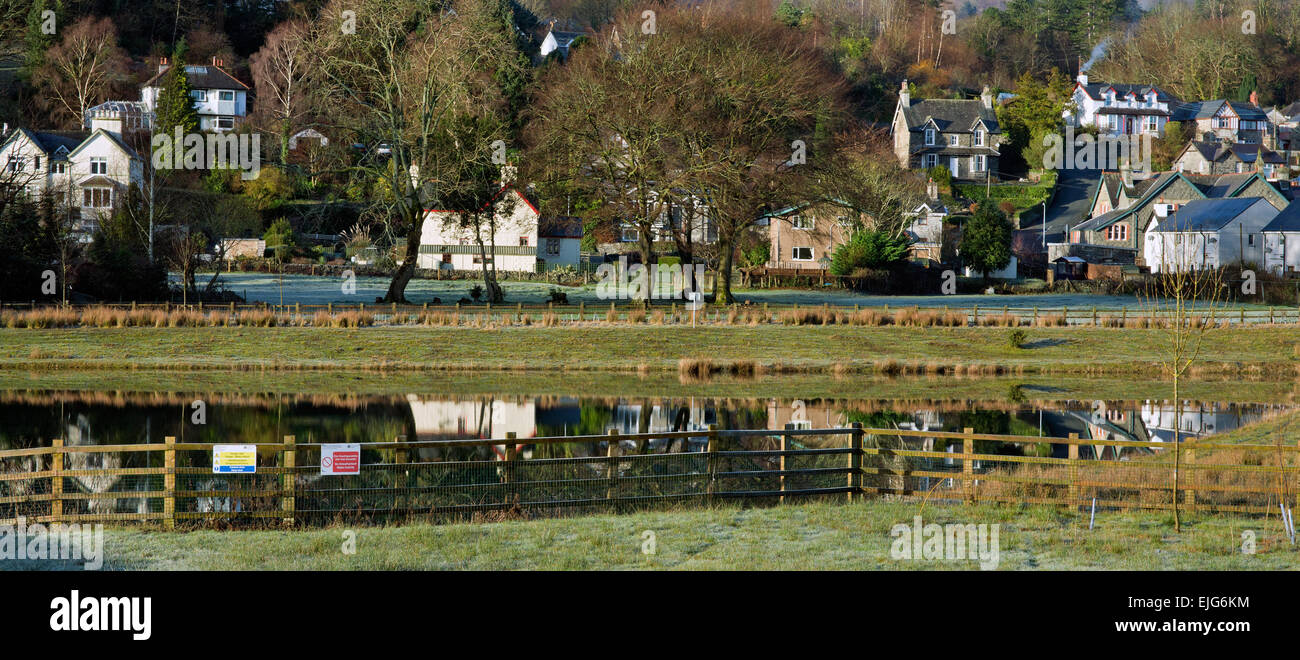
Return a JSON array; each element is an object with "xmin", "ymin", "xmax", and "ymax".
[
  {"xmin": 1261, "ymin": 201, "xmax": 1300, "ymax": 275},
  {"xmin": 1064, "ymin": 74, "xmax": 1181, "ymax": 137},
  {"xmin": 0, "ymin": 113, "xmax": 143, "ymax": 242},
  {"xmin": 539, "ymin": 24, "xmax": 585, "ymax": 59},
  {"xmin": 416, "ymin": 187, "xmax": 582, "ymax": 272},
  {"xmin": 904, "ymin": 180, "xmax": 947, "ymax": 262},
  {"xmin": 1143, "ymin": 197, "xmax": 1280, "ymax": 273},
  {"xmin": 140, "ymin": 57, "xmax": 250, "ymax": 133}
]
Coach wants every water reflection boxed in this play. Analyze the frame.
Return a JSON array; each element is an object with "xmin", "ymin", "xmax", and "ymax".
[{"xmin": 0, "ymin": 392, "xmax": 1284, "ymax": 455}]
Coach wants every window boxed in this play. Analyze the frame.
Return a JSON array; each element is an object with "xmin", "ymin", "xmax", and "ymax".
[
  {"xmin": 6, "ymin": 158, "xmax": 21, "ymax": 172},
  {"xmin": 34, "ymin": 156, "xmax": 40, "ymax": 170},
  {"xmin": 1146, "ymin": 117, "xmax": 1158, "ymax": 132},
  {"xmin": 791, "ymin": 246, "xmax": 813, "ymax": 261},
  {"xmin": 441, "ymin": 252, "xmax": 452, "ymax": 263},
  {"xmin": 948, "ymin": 135, "xmax": 958, "ymax": 146},
  {"xmin": 90, "ymin": 158, "xmax": 107, "ymax": 174},
  {"xmin": 923, "ymin": 154, "xmax": 937, "ymax": 168},
  {"xmin": 472, "ymin": 255, "xmax": 493, "ymax": 264},
  {"xmin": 83, "ymin": 187, "xmax": 111, "ymax": 208},
  {"xmin": 975, "ymin": 155, "xmax": 987, "ymax": 171},
  {"xmin": 216, "ymin": 118, "xmax": 234, "ymax": 129},
  {"xmin": 1105, "ymin": 224, "xmax": 1128, "ymax": 241},
  {"xmin": 546, "ymin": 238, "xmax": 561, "ymax": 256},
  {"xmin": 191, "ymin": 90, "xmax": 207, "ymax": 101},
  {"xmin": 1248, "ymin": 234, "xmax": 1255, "ymax": 246},
  {"xmin": 518, "ymin": 236, "xmax": 529, "ymax": 247},
  {"xmin": 790, "ymin": 215, "xmax": 813, "ymax": 230},
  {"xmin": 620, "ymin": 227, "xmax": 638, "ymax": 242},
  {"xmin": 53, "ymin": 162, "xmax": 66, "ymax": 174},
  {"xmin": 924, "ymin": 129, "xmax": 935, "ymax": 145},
  {"xmin": 974, "ymin": 130, "xmax": 984, "ymax": 147},
  {"xmin": 219, "ymin": 91, "xmax": 235, "ymax": 101}
]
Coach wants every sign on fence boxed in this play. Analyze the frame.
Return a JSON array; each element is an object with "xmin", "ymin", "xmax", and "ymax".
[
  {"xmin": 213, "ymin": 444, "xmax": 257, "ymax": 474},
  {"xmin": 321, "ymin": 443, "xmax": 361, "ymax": 476}
]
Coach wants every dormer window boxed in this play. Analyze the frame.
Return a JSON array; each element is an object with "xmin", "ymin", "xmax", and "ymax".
[
  {"xmin": 974, "ymin": 130, "xmax": 984, "ymax": 147},
  {"xmin": 924, "ymin": 128, "xmax": 935, "ymax": 146}
]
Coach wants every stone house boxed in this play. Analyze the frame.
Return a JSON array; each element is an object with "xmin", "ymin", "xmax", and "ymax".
[{"xmin": 891, "ymin": 81, "xmax": 1004, "ymax": 180}]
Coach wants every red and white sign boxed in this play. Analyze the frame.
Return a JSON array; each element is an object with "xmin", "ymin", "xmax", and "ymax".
[{"xmin": 321, "ymin": 443, "xmax": 361, "ymax": 475}]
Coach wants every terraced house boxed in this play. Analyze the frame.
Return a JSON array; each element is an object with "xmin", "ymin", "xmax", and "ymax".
[
  {"xmin": 891, "ymin": 81, "xmax": 1003, "ymax": 180},
  {"xmin": 1052, "ymin": 171, "xmax": 1290, "ymax": 268}
]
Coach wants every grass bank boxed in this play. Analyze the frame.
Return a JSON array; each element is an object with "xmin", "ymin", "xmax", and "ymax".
[
  {"xmin": 4, "ymin": 325, "xmax": 1300, "ymax": 376},
  {"xmin": 53, "ymin": 500, "xmax": 1296, "ymax": 570}
]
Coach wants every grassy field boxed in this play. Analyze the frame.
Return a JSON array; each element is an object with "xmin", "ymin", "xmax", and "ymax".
[
  {"xmin": 5, "ymin": 325, "xmax": 1300, "ymax": 375},
  {"xmin": 34, "ymin": 500, "xmax": 1294, "ymax": 570}
]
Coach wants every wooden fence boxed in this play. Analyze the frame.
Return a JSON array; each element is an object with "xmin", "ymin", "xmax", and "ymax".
[
  {"xmin": 3, "ymin": 300, "xmax": 1300, "ymax": 326},
  {"xmin": 1, "ymin": 426, "xmax": 1296, "ymax": 528}
]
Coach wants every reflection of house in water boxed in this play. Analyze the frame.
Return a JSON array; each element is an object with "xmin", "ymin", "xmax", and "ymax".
[
  {"xmin": 766, "ymin": 400, "xmax": 846, "ymax": 430},
  {"xmin": 1140, "ymin": 401, "xmax": 1255, "ymax": 443},
  {"xmin": 611, "ymin": 401, "xmax": 713, "ymax": 435},
  {"xmin": 407, "ymin": 395, "xmax": 536, "ymax": 441}
]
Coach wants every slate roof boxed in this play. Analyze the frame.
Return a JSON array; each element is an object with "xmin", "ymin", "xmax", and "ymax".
[
  {"xmin": 1181, "ymin": 141, "xmax": 1285, "ymax": 165},
  {"xmin": 1171, "ymin": 100, "xmax": 1268, "ymax": 122},
  {"xmin": 1261, "ymin": 200, "xmax": 1300, "ymax": 232},
  {"xmin": 1076, "ymin": 82, "xmax": 1180, "ymax": 105},
  {"xmin": 899, "ymin": 99, "xmax": 999, "ymax": 134},
  {"xmin": 142, "ymin": 64, "xmax": 249, "ymax": 90},
  {"xmin": 538, "ymin": 216, "xmax": 583, "ymax": 239},
  {"xmin": 1149, "ymin": 197, "xmax": 1264, "ymax": 232}
]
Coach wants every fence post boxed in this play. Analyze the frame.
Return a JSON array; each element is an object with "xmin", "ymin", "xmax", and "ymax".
[
  {"xmin": 780, "ymin": 423, "xmax": 793, "ymax": 504},
  {"xmin": 281, "ymin": 435, "xmax": 295, "ymax": 527},
  {"xmin": 51, "ymin": 438, "xmax": 64, "ymax": 524},
  {"xmin": 606, "ymin": 429, "xmax": 619, "ymax": 505},
  {"xmin": 962, "ymin": 428, "xmax": 974, "ymax": 503},
  {"xmin": 1067, "ymin": 433, "xmax": 1080, "ymax": 506},
  {"xmin": 395, "ymin": 435, "xmax": 408, "ymax": 513},
  {"xmin": 849, "ymin": 422, "xmax": 863, "ymax": 502},
  {"xmin": 1186, "ymin": 446, "xmax": 1196, "ymax": 513},
  {"xmin": 706, "ymin": 424, "xmax": 719, "ymax": 506},
  {"xmin": 164, "ymin": 435, "xmax": 176, "ymax": 529}
]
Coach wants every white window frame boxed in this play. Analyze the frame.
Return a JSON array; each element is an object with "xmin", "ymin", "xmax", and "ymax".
[
  {"xmin": 219, "ymin": 90, "xmax": 235, "ymax": 101},
  {"xmin": 791, "ymin": 246, "xmax": 814, "ymax": 261},
  {"xmin": 948, "ymin": 135, "xmax": 958, "ymax": 146},
  {"xmin": 923, "ymin": 154, "xmax": 937, "ymax": 168},
  {"xmin": 191, "ymin": 90, "xmax": 207, "ymax": 102},
  {"xmin": 790, "ymin": 215, "xmax": 813, "ymax": 230},
  {"xmin": 924, "ymin": 128, "xmax": 935, "ymax": 146},
  {"xmin": 89, "ymin": 157, "xmax": 107, "ymax": 174},
  {"xmin": 975, "ymin": 155, "xmax": 987, "ymax": 172},
  {"xmin": 974, "ymin": 130, "xmax": 984, "ymax": 147}
]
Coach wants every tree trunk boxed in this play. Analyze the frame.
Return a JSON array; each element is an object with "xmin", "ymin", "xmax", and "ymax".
[
  {"xmin": 716, "ymin": 232, "xmax": 735, "ymax": 304},
  {"xmin": 1173, "ymin": 374, "xmax": 1181, "ymax": 532},
  {"xmin": 383, "ymin": 231, "xmax": 420, "ymax": 303}
]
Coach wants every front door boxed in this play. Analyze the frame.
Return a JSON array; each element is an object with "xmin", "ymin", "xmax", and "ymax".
[{"xmin": 950, "ymin": 157, "xmax": 960, "ymax": 178}]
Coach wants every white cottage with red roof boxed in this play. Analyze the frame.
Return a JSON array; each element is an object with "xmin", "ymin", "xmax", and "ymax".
[{"xmin": 416, "ymin": 187, "xmax": 582, "ymax": 272}]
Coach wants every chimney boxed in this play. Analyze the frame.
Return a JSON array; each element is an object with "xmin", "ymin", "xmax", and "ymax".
[
  {"xmin": 981, "ymin": 86, "xmax": 993, "ymax": 109},
  {"xmin": 899, "ymin": 80, "xmax": 910, "ymax": 108},
  {"xmin": 1249, "ymin": 89, "xmax": 1259, "ymax": 106},
  {"xmin": 89, "ymin": 109, "xmax": 124, "ymax": 140},
  {"xmin": 1121, "ymin": 162, "xmax": 1133, "ymax": 189},
  {"xmin": 1077, "ymin": 73, "xmax": 1088, "ymax": 86},
  {"xmin": 158, "ymin": 56, "xmax": 168, "ymax": 75}
]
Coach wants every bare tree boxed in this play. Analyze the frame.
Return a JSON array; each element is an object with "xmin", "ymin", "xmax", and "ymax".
[
  {"xmin": 307, "ymin": 0, "xmax": 527, "ymax": 303},
  {"xmin": 250, "ymin": 19, "xmax": 312, "ymax": 165},
  {"xmin": 1140, "ymin": 215, "xmax": 1227, "ymax": 532},
  {"xmin": 33, "ymin": 16, "xmax": 128, "ymax": 129}
]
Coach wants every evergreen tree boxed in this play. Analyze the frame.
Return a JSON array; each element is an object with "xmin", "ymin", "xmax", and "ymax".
[
  {"xmin": 23, "ymin": 0, "xmax": 62, "ymax": 77},
  {"xmin": 960, "ymin": 203, "xmax": 1014, "ymax": 281},
  {"xmin": 154, "ymin": 39, "xmax": 200, "ymax": 138}
]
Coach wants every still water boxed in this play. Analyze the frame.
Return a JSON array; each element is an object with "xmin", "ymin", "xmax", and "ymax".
[{"xmin": 0, "ymin": 391, "xmax": 1284, "ymax": 453}]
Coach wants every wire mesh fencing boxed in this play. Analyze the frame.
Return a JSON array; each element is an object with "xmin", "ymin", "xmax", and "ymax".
[{"xmin": 0, "ymin": 426, "xmax": 1296, "ymax": 528}]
